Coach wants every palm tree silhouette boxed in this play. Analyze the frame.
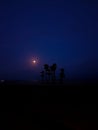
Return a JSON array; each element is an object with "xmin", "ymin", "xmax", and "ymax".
[
  {"xmin": 47, "ymin": 68, "xmax": 51, "ymax": 82},
  {"xmin": 44, "ymin": 64, "xmax": 49, "ymax": 82},
  {"xmin": 60, "ymin": 68, "xmax": 65, "ymax": 83},
  {"xmin": 40, "ymin": 71, "xmax": 45, "ymax": 82},
  {"xmin": 50, "ymin": 63, "xmax": 57, "ymax": 83}
]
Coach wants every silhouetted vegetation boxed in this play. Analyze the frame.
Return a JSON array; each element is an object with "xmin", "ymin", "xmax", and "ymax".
[
  {"xmin": 41, "ymin": 63, "xmax": 65, "ymax": 84},
  {"xmin": 50, "ymin": 63, "xmax": 57, "ymax": 83},
  {"xmin": 40, "ymin": 71, "xmax": 45, "ymax": 82},
  {"xmin": 43, "ymin": 63, "xmax": 57, "ymax": 83},
  {"xmin": 44, "ymin": 64, "xmax": 49, "ymax": 82}
]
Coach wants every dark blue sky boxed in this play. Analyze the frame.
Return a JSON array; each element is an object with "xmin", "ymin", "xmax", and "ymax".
[{"xmin": 0, "ymin": 0, "xmax": 97, "ymax": 80}]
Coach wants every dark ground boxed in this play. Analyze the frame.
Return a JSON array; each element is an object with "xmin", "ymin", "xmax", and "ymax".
[{"xmin": 0, "ymin": 81, "xmax": 97, "ymax": 130}]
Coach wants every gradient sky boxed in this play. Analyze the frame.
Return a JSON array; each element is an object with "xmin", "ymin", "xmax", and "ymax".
[{"xmin": 0, "ymin": 0, "xmax": 97, "ymax": 80}]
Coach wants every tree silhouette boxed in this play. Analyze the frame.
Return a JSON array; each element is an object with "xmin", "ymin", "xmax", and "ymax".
[
  {"xmin": 42, "ymin": 64, "xmax": 66, "ymax": 84},
  {"xmin": 50, "ymin": 63, "xmax": 57, "ymax": 83},
  {"xmin": 40, "ymin": 71, "xmax": 45, "ymax": 82},
  {"xmin": 44, "ymin": 64, "xmax": 49, "ymax": 82},
  {"xmin": 60, "ymin": 68, "xmax": 65, "ymax": 83},
  {"xmin": 47, "ymin": 68, "xmax": 51, "ymax": 82}
]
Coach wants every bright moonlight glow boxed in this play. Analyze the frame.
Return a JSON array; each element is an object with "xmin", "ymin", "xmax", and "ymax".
[
  {"xmin": 32, "ymin": 60, "xmax": 36, "ymax": 64},
  {"xmin": 31, "ymin": 57, "xmax": 39, "ymax": 66}
]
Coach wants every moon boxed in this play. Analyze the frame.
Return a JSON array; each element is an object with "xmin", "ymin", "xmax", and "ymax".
[
  {"xmin": 32, "ymin": 58, "xmax": 39, "ymax": 65},
  {"xmin": 32, "ymin": 60, "xmax": 36, "ymax": 64}
]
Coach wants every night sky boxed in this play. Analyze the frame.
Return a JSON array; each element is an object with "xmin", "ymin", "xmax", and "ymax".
[{"xmin": 0, "ymin": 0, "xmax": 97, "ymax": 80}]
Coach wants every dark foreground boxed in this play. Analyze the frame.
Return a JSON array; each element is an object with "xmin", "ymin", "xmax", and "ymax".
[{"xmin": 0, "ymin": 82, "xmax": 97, "ymax": 130}]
